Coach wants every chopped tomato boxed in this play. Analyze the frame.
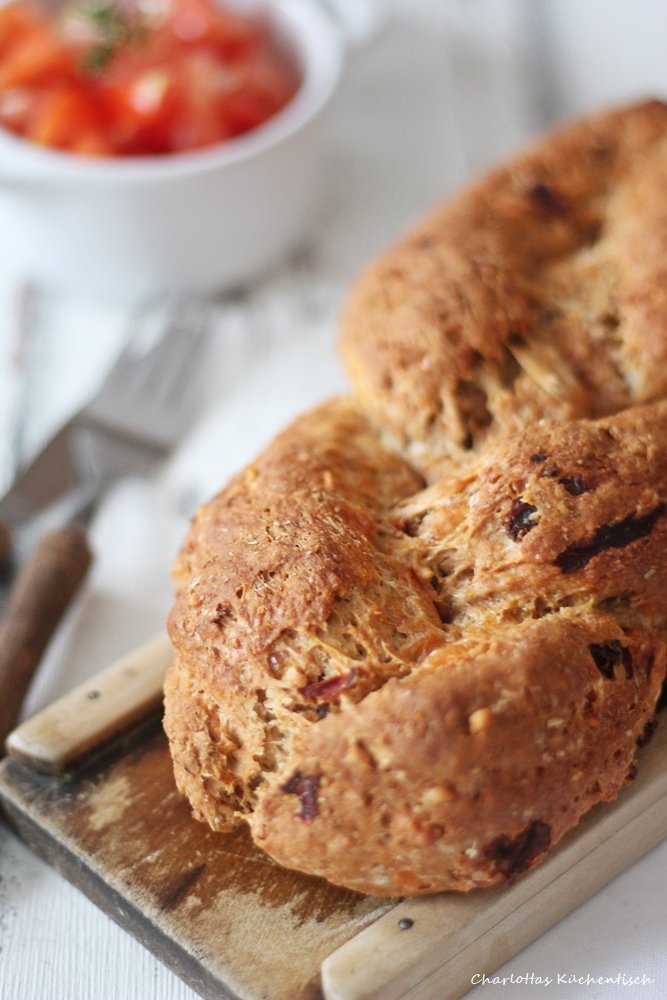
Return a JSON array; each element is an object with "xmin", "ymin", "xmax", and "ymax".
[
  {"xmin": 0, "ymin": 21, "xmax": 69, "ymax": 90},
  {"xmin": 0, "ymin": 0, "xmax": 300, "ymax": 156},
  {"xmin": 100, "ymin": 69, "xmax": 177, "ymax": 153},
  {"xmin": 0, "ymin": 3, "xmax": 39, "ymax": 56},
  {"xmin": 166, "ymin": 48, "xmax": 241, "ymax": 150},
  {"xmin": 69, "ymin": 128, "xmax": 114, "ymax": 155},
  {"xmin": 25, "ymin": 82, "xmax": 110, "ymax": 155},
  {"xmin": 0, "ymin": 85, "xmax": 34, "ymax": 130},
  {"xmin": 166, "ymin": 0, "xmax": 263, "ymax": 58}
]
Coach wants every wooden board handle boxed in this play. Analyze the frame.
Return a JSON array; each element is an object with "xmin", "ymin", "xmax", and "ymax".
[
  {"xmin": 0, "ymin": 525, "xmax": 92, "ymax": 749},
  {"xmin": 5, "ymin": 633, "xmax": 173, "ymax": 772}
]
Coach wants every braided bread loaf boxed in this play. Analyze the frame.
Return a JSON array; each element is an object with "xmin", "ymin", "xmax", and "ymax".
[{"xmin": 165, "ymin": 100, "xmax": 667, "ymax": 895}]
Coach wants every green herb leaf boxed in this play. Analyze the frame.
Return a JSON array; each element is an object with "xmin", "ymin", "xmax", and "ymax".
[
  {"xmin": 81, "ymin": 41, "xmax": 115, "ymax": 73},
  {"xmin": 75, "ymin": 1, "xmax": 145, "ymax": 76}
]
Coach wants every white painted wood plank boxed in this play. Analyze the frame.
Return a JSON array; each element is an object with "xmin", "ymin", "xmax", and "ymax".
[
  {"xmin": 544, "ymin": 0, "xmax": 667, "ymax": 116},
  {"xmin": 0, "ymin": 826, "xmax": 198, "ymax": 1000}
]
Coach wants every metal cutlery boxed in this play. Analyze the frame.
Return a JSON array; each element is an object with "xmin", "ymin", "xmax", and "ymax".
[{"xmin": 0, "ymin": 295, "xmax": 211, "ymax": 747}]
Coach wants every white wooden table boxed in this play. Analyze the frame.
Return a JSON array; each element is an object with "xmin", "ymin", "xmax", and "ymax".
[{"xmin": 1, "ymin": 2, "xmax": 666, "ymax": 997}]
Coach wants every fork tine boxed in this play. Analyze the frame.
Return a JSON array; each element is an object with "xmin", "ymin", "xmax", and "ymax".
[
  {"xmin": 93, "ymin": 296, "xmax": 190, "ymax": 399},
  {"xmin": 121, "ymin": 299, "xmax": 211, "ymax": 414},
  {"xmin": 150, "ymin": 304, "xmax": 212, "ymax": 403},
  {"xmin": 0, "ymin": 294, "xmax": 211, "ymax": 536},
  {"xmin": 84, "ymin": 294, "xmax": 212, "ymax": 451}
]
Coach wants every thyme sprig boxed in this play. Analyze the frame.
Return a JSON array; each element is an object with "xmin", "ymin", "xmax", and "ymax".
[{"xmin": 77, "ymin": 2, "xmax": 146, "ymax": 74}]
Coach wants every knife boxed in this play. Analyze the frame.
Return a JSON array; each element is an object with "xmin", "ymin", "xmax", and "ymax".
[{"xmin": 0, "ymin": 296, "xmax": 210, "ymax": 748}]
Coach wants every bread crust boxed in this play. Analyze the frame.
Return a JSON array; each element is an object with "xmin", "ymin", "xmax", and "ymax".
[
  {"xmin": 340, "ymin": 99, "xmax": 667, "ymax": 478},
  {"xmin": 165, "ymin": 100, "xmax": 667, "ymax": 896}
]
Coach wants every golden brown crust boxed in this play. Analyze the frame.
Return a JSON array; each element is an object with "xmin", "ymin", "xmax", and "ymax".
[
  {"xmin": 251, "ymin": 615, "xmax": 660, "ymax": 894},
  {"xmin": 166, "ymin": 395, "xmax": 667, "ymax": 895},
  {"xmin": 165, "ymin": 100, "xmax": 667, "ymax": 896},
  {"xmin": 165, "ymin": 399, "xmax": 437, "ymax": 830},
  {"xmin": 340, "ymin": 99, "xmax": 667, "ymax": 478}
]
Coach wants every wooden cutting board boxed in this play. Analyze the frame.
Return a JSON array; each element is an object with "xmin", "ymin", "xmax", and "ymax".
[{"xmin": 0, "ymin": 636, "xmax": 666, "ymax": 1000}]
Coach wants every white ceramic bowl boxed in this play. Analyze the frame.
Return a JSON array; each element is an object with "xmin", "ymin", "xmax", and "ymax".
[{"xmin": 0, "ymin": 0, "xmax": 344, "ymax": 300}]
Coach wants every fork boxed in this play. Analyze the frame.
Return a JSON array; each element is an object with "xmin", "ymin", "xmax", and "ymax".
[{"xmin": 0, "ymin": 295, "xmax": 211, "ymax": 747}]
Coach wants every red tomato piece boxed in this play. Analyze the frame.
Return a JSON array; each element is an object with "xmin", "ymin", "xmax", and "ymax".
[
  {"xmin": 70, "ymin": 128, "xmax": 114, "ymax": 155},
  {"xmin": 0, "ymin": 85, "xmax": 35, "ymax": 131},
  {"xmin": 168, "ymin": 0, "xmax": 261, "ymax": 54},
  {"xmin": 167, "ymin": 49, "xmax": 229, "ymax": 151},
  {"xmin": 0, "ymin": 3, "xmax": 44, "ymax": 61},
  {"xmin": 101, "ymin": 68, "xmax": 176, "ymax": 153},
  {"xmin": 0, "ymin": 21, "xmax": 70, "ymax": 90},
  {"xmin": 25, "ymin": 82, "xmax": 100, "ymax": 149}
]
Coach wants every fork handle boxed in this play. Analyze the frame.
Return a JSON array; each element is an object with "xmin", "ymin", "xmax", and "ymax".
[{"xmin": 0, "ymin": 525, "xmax": 92, "ymax": 751}]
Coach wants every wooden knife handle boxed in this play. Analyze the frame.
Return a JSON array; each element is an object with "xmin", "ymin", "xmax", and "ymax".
[
  {"xmin": 0, "ymin": 525, "xmax": 92, "ymax": 750},
  {"xmin": 0, "ymin": 520, "xmax": 10, "ymax": 568}
]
